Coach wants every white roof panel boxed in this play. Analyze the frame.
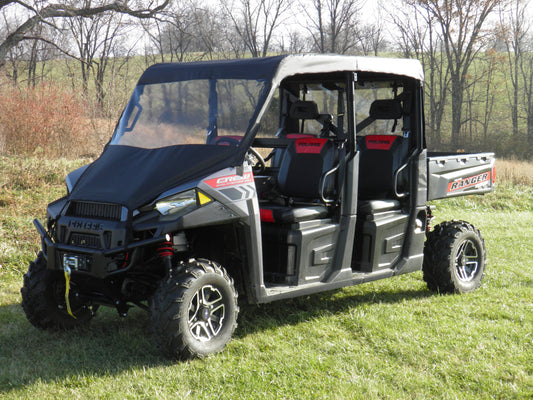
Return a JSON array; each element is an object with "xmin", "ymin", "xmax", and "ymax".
[{"xmin": 273, "ymin": 54, "xmax": 424, "ymax": 84}]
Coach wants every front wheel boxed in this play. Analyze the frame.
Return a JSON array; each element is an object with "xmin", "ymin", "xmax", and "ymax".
[
  {"xmin": 150, "ymin": 259, "xmax": 239, "ymax": 359},
  {"xmin": 423, "ymin": 220, "xmax": 487, "ymax": 294},
  {"xmin": 21, "ymin": 252, "xmax": 96, "ymax": 329}
]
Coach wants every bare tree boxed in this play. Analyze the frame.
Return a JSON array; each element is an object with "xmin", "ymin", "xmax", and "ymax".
[
  {"xmin": 22, "ymin": 24, "xmax": 61, "ymax": 86},
  {"xmin": 0, "ymin": 0, "xmax": 170, "ymax": 67},
  {"xmin": 192, "ymin": 5, "xmax": 230, "ymax": 60},
  {"xmin": 520, "ymin": 33, "xmax": 533, "ymax": 146},
  {"xmin": 355, "ymin": 7, "xmax": 387, "ymax": 56},
  {"xmin": 278, "ymin": 30, "xmax": 312, "ymax": 53},
  {"xmin": 221, "ymin": 0, "xmax": 291, "ymax": 58},
  {"xmin": 141, "ymin": 13, "xmax": 166, "ymax": 65},
  {"xmin": 2, "ymin": 9, "xmax": 37, "ymax": 83},
  {"xmin": 142, "ymin": 0, "xmax": 243, "ymax": 62},
  {"xmin": 356, "ymin": 22, "xmax": 387, "ymax": 56},
  {"xmin": 300, "ymin": 0, "xmax": 363, "ymax": 54},
  {"xmin": 388, "ymin": 2, "xmax": 450, "ymax": 148},
  {"xmin": 410, "ymin": 0, "xmax": 501, "ymax": 149},
  {"xmin": 497, "ymin": 0, "xmax": 528, "ymax": 137},
  {"xmin": 463, "ymin": 49, "xmax": 502, "ymax": 147},
  {"xmin": 1, "ymin": 10, "xmax": 26, "ymax": 83},
  {"xmin": 478, "ymin": 49, "xmax": 502, "ymax": 142},
  {"xmin": 143, "ymin": 1, "xmax": 220, "ymax": 63},
  {"xmin": 63, "ymin": 7, "xmax": 126, "ymax": 106},
  {"xmin": 159, "ymin": 18, "xmax": 195, "ymax": 62}
]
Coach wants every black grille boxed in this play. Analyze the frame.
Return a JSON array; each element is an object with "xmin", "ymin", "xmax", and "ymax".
[
  {"xmin": 68, "ymin": 201, "xmax": 123, "ymax": 221},
  {"xmin": 69, "ymin": 233, "xmax": 101, "ymax": 248}
]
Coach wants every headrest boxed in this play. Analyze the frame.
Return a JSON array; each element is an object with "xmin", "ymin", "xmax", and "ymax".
[
  {"xmin": 289, "ymin": 101, "xmax": 319, "ymax": 120},
  {"xmin": 369, "ymin": 99, "xmax": 402, "ymax": 120}
]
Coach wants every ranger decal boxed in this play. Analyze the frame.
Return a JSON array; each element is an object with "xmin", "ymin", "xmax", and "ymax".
[{"xmin": 448, "ymin": 172, "xmax": 491, "ymax": 192}]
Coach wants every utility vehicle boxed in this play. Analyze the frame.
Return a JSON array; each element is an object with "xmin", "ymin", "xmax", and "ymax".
[{"xmin": 21, "ymin": 54, "xmax": 495, "ymax": 359}]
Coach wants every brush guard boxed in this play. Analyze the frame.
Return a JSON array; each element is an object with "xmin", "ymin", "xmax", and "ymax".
[{"xmin": 34, "ymin": 218, "xmax": 168, "ymax": 279}]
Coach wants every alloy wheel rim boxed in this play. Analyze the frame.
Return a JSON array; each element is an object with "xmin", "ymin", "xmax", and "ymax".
[
  {"xmin": 188, "ymin": 284, "xmax": 226, "ymax": 342},
  {"xmin": 454, "ymin": 239, "xmax": 480, "ymax": 282}
]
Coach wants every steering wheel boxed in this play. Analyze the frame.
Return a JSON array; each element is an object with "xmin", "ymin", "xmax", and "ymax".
[{"xmin": 248, "ymin": 147, "xmax": 266, "ymax": 173}]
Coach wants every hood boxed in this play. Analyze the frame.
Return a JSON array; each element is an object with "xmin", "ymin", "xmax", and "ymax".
[{"xmin": 68, "ymin": 145, "xmax": 239, "ymax": 210}]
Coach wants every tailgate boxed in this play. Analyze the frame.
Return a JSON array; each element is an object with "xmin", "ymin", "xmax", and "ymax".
[{"xmin": 427, "ymin": 152, "xmax": 495, "ymax": 201}]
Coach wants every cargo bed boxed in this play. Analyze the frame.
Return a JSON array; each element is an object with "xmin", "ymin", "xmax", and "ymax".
[{"xmin": 427, "ymin": 152, "xmax": 495, "ymax": 200}]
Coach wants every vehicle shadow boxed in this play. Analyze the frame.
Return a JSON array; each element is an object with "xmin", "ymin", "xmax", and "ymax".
[
  {"xmin": 0, "ymin": 284, "xmax": 432, "ymax": 393},
  {"xmin": 0, "ymin": 303, "xmax": 166, "ymax": 393},
  {"xmin": 235, "ymin": 284, "xmax": 433, "ymax": 338}
]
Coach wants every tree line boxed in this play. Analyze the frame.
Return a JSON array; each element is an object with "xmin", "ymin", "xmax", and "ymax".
[{"xmin": 0, "ymin": 0, "xmax": 532, "ymax": 158}]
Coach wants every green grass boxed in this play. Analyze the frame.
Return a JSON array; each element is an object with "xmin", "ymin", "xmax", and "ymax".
[
  {"xmin": 1, "ymin": 156, "xmax": 532, "ymax": 399},
  {"xmin": 0, "ymin": 157, "xmax": 91, "ymax": 275}
]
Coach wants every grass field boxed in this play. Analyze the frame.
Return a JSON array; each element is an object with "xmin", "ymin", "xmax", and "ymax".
[{"xmin": 0, "ymin": 156, "xmax": 532, "ymax": 399}]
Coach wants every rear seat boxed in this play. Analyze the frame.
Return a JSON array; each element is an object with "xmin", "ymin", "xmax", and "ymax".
[
  {"xmin": 357, "ymin": 99, "xmax": 411, "ymax": 213},
  {"xmin": 358, "ymin": 134, "xmax": 409, "ymax": 200}
]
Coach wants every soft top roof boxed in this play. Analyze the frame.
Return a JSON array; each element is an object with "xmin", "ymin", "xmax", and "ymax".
[{"xmin": 137, "ymin": 54, "xmax": 424, "ymax": 85}]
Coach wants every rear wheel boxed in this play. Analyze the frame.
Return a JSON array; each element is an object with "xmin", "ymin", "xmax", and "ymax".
[
  {"xmin": 423, "ymin": 220, "xmax": 487, "ymax": 294},
  {"xmin": 21, "ymin": 252, "xmax": 96, "ymax": 329},
  {"xmin": 150, "ymin": 259, "xmax": 239, "ymax": 359}
]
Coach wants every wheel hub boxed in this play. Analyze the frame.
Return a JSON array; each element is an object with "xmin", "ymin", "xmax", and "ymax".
[{"xmin": 200, "ymin": 307, "xmax": 211, "ymax": 321}]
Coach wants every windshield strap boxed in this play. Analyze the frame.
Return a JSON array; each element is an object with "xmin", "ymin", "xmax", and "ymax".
[
  {"xmin": 207, "ymin": 79, "xmax": 218, "ymax": 140},
  {"xmin": 337, "ymin": 89, "xmax": 346, "ymax": 141}
]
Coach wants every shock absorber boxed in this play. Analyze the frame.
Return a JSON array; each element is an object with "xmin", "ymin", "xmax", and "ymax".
[
  {"xmin": 157, "ymin": 234, "xmax": 174, "ymax": 272},
  {"xmin": 426, "ymin": 205, "xmax": 435, "ymax": 234}
]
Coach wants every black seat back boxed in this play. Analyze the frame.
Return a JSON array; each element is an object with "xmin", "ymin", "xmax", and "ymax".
[
  {"xmin": 278, "ymin": 137, "xmax": 336, "ymax": 200},
  {"xmin": 358, "ymin": 135, "xmax": 409, "ymax": 200},
  {"xmin": 357, "ymin": 99, "xmax": 410, "ymax": 200}
]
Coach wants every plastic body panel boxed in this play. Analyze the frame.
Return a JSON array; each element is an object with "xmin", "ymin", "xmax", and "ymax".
[
  {"xmin": 427, "ymin": 152, "xmax": 495, "ymax": 200},
  {"xmin": 352, "ymin": 210, "xmax": 409, "ymax": 272},
  {"xmin": 262, "ymin": 219, "xmax": 340, "ymax": 286}
]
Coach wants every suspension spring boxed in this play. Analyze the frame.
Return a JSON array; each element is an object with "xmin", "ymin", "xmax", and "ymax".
[
  {"xmin": 157, "ymin": 241, "xmax": 174, "ymax": 258},
  {"xmin": 157, "ymin": 240, "xmax": 174, "ymax": 271}
]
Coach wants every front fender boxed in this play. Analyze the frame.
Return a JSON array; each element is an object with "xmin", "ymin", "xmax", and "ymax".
[{"xmin": 66, "ymin": 164, "xmax": 90, "ymax": 193}]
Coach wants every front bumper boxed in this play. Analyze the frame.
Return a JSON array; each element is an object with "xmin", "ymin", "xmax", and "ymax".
[{"xmin": 34, "ymin": 219, "xmax": 167, "ymax": 279}]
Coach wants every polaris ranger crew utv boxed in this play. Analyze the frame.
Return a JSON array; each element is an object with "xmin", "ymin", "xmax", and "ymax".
[{"xmin": 21, "ymin": 54, "xmax": 495, "ymax": 359}]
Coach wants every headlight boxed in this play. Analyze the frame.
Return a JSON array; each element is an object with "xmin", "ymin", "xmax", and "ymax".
[{"xmin": 155, "ymin": 190, "xmax": 197, "ymax": 216}]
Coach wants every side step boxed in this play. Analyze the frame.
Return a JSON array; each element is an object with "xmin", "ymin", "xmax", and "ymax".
[{"xmin": 259, "ymin": 268, "xmax": 394, "ymax": 303}]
